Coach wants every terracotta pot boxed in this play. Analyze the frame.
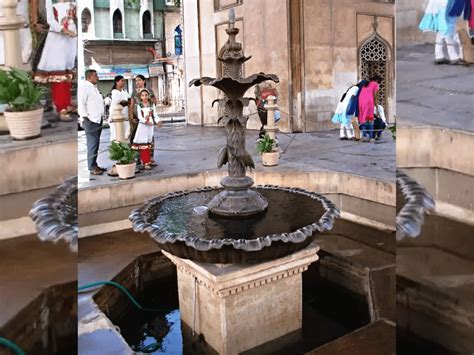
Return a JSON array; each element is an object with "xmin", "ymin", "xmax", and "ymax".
[
  {"xmin": 115, "ymin": 162, "xmax": 136, "ymax": 179},
  {"xmin": 4, "ymin": 107, "xmax": 43, "ymax": 140},
  {"xmin": 262, "ymin": 151, "xmax": 279, "ymax": 167}
]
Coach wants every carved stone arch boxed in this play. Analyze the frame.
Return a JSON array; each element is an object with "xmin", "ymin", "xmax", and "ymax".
[{"xmin": 358, "ymin": 33, "xmax": 393, "ymax": 114}]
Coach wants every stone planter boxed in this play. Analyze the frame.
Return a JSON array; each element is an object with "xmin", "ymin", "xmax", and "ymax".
[
  {"xmin": 4, "ymin": 107, "xmax": 43, "ymax": 140},
  {"xmin": 262, "ymin": 151, "xmax": 279, "ymax": 166},
  {"xmin": 116, "ymin": 162, "xmax": 136, "ymax": 179}
]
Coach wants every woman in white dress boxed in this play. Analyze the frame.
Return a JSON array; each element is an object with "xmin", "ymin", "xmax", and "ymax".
[
  {"xmin": 110, "ymin": 75, "xmax": 130, "ymax": 141},
  {"xmin": 132, "ymin": 89, "xmax": 160, "ymax": 170},
  {"xmin": 33, "ymin": 0, "xmax": 77, "ymax": 121}
]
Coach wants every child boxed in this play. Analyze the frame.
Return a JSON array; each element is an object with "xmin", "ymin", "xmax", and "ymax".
[
  {"xmin": 132, "ymin": 89, "xmax": 160, "ymax": 170},
  {"xmin": 373, "ymin": 104, "xmax": 387, "ymax": 141}
]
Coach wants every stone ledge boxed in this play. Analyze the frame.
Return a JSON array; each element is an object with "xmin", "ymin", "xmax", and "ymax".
[
  {"xmin": 397, "ymin": 126, "xmax": 474, "ymax": 177},
  {"xmin": 162, "ymin": 242, "xmax": 319, "ymax": 298},
  {"xmin": 0, "ymin": 139, "xmax": 77, "ymax": 195},
  {"xmin": 78, "ymin": 171, "xmax": 395, "ymax": 215}
]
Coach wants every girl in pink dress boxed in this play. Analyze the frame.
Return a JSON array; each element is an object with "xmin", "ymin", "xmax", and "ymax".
[{"xmin": 357, "ymin": 75, "xmax": 381, "ymax": 142}]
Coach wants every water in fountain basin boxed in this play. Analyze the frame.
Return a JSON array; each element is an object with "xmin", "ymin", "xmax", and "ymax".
[{"xmin": 151, "ymin": 189, "xmax": 326, "ymax": 241}]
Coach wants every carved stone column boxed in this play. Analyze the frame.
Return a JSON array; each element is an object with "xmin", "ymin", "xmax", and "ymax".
[
  {"xmin": 264, "ymin": 95, "xmax": 278, "ymax": 141},
  {"xmin": 109, "ymin": 105, "xmax": 127, "ymax": 144},
  {"xmin": 0, "ymin": 0, "xmax": 24, "ymax": 68}
]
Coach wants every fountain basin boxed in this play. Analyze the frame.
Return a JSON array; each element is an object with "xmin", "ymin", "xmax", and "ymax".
[
  {"xmin": 130, "ymin": 185, "xmax": 339, "ymax": 264},
  {"xmin": 396, "ymin": 170, "xmax": 435, "ymax": 240},
  {"xmin": 29, "ymin": 176, "xmax": 78, "ymax": 252}
]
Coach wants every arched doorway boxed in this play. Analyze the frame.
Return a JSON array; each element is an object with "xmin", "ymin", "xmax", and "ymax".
[
  {"xmin": 359, "ymin": 34, "xmax": 392, "ymax": 116},
  {"xmin": 112, "ymin": 9, "xmax": 123, "ymax": 38},
  {"xmin": 81, "ymin": 8, "xmax": 92, "ymax": 34},
  {"xmin": 142, "ymin": 10, "xmax": 152, "ymax": 38}
]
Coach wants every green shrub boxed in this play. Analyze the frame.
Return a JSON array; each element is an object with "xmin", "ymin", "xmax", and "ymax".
[
  {"xmin": 256, "ymin": 134, "xmax": 276, "ymax": 154},
  {"xmin": 0, "ymin": 68, "xmax": 44, "ymax": 112},
  {"xmin": 108, "ymin": 141, "xmax": 137, "ymax": 165}
]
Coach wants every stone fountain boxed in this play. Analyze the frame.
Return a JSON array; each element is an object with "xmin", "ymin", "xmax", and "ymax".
[
  {"xmin": 29, "ymin": 176, "xmax": 78, "ymax": 252},
  {"xmin": 130, "ymin": 10, "xmax": 340, "ymax": 354}
]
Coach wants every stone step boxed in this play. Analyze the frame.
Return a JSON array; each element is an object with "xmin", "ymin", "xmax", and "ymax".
[
  {"xmin": 397, "ymin": 214, "xmax": 474, "ymax": 262},
  {"xmin": 0, "ymin": 234, "xmax": 75, "ymax": 329},
  {"xmin": 306, "ymin": 320, "xmax": 395, "ymax": 355},
  {"xmin": 397, "ymin": 246, "xmax": 474, "ymax": 353},
  {"xmin": 316, "ymin": 221, "xmax": 396, "ymax": 322}
]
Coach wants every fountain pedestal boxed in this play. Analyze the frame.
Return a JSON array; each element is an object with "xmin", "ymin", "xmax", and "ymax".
[{"xmin": 162, "ymin": 242, "xmax": 320, "ymax": 355}]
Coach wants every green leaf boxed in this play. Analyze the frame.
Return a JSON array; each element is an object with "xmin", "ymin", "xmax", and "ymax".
[
  {"xmin": 256, "ymin": 134, "xmax": 276, "ymax": 153},
  {"xmin": 109, "ymin": 141, "xmax": 136, "ymax": 164}
]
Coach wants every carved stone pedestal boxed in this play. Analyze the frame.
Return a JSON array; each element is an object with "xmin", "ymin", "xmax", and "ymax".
[{"xmin": 162, "ymin": 242, "xmax": 320, "ymax": 355}]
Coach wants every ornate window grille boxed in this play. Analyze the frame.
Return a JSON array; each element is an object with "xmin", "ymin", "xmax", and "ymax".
[{"xmin": 359, "ymin": 35, "xmax": 390, "ymax": 111}]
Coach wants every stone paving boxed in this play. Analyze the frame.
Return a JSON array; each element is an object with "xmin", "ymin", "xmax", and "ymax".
[
  {"xmin": 78, "ymin": 125, "xmax": 396, "ymax": 189},
  {"xmin": 397, "ymin": 44, "xmax": 474, "ymax": 132}
]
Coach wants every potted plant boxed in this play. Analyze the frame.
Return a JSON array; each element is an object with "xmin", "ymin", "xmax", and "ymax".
[
  {"xmin": 108, "ymin": 141, "xmax": 138, "ymax": 179},
  {"xmin": 256, "ymin": 134, "xmax": 279, "ymax": 167},
  {"xmin": 0, "ymin": 68, "xmax": 45, "ymax": 140}
]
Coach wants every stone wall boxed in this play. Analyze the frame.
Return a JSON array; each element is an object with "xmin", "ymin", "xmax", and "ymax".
[
  {"xmin": 182, "ymin": 0, "xmax": 395, "ymax": 132},
  {"xmin": 94, "ymin": 8, "xmax": 110, "ymax": 39}
]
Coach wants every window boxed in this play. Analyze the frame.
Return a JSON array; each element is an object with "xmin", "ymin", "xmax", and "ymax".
[
  {"xmin": 81, "ymin": 8, "xmax": 92, "ymax": 33},
  {"xmin": 142, "ymin": 10, "xmax": 152, "ymax": 38},
  {"xmin": 112, "ymin": 9, "xmax": 123, "ymax": 37},
  {"xmin": 359, "ymin": 35, "xmax": 390, "ymax": 112},
  {"xmin": 174, "ymin": 25, "xmax": 182, "ymax": 55}
]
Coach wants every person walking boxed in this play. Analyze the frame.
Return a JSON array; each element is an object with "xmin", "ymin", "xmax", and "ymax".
[
  {"xmin": 419, "ymin": 0, "xmax": 464, "ymax": 64},
  {"xmin": 358, "ymin": 75, "xmax": 381, "ymax": 142},
  {"xmin": 78, "ymin": 70, "xmax": 105, "ymax": 175},
  {"xmin": 132, "ymin": 89, "xmax": 160, "ymax": 170}
]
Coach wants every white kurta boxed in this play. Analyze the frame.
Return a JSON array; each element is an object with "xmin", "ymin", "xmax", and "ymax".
[
  {"xmin": 37, "ymin": 1, "xmax": 77, "ymax": 72},
  {"xmin": 110, "ymin": 89, "xmax": 130, "ymax": 141},
  {"xmin": 133, "ymin": 104, "xmax": 159, "ymax": 145}
]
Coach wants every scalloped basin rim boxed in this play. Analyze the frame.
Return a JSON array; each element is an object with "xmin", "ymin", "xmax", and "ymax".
[
  {"xmin": 29, "ymin": 176, "xmax": 78, "ymax": 252},
  {"xmin": 129, "ymin": 185, "xmax": 340, "ymax": 253}
]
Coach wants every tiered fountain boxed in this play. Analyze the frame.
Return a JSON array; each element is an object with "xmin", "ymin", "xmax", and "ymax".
[{"xmin": 130, "ymin": 10, "xmax": 340, "ymax": 354}]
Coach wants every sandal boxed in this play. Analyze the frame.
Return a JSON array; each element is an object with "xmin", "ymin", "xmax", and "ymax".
[{"xmin": 59, "ymin": 109, "xmax": 72, "ymax": 122}]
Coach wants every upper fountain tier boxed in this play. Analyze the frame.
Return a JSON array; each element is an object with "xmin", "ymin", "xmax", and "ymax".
[{"xmin": 189, "ymin": 9, "xmax": 279, "ymax": 218}]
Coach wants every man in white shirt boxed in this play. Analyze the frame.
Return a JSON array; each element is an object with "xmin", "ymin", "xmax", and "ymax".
[{"xmin": 78, "ymin": 70, "xmax": 105, "ymax": 175}]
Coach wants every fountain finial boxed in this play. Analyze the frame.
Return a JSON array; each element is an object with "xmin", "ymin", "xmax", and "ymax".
[{"xmin": 229, "ymin": 8, "xmax": 235, "ymax": 28}]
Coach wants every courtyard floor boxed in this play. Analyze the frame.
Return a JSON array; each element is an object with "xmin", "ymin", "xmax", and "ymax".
[
  {"xmin": 397, "ymin": 44, "xmax": 474, "ymax": 132},
  {"xmin": 78, "ymin": 125, "xmax": 396, "ymax": 189}
]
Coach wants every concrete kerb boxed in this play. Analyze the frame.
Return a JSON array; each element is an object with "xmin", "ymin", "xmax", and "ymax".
[
  {"xmin": 397, "ymin": 125, "xmax": 474, "ymax": 176},
  {"xmin": 397, "ymin": 125, "xmax": 474, "ymax": 224}
]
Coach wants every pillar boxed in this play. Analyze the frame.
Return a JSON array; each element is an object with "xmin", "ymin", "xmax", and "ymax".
[{"xmin": 0, "ymin": 0, "xmax": 24, "ymax": 68}]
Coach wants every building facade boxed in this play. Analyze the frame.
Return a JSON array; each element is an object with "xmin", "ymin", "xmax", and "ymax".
[
  {"xmin": 78, "ymin": 0, "xmax": 184, "ymax": 113},
  {"xmin": 183, "ymin": 0, "xmax": 395, "ymax": 132}
]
